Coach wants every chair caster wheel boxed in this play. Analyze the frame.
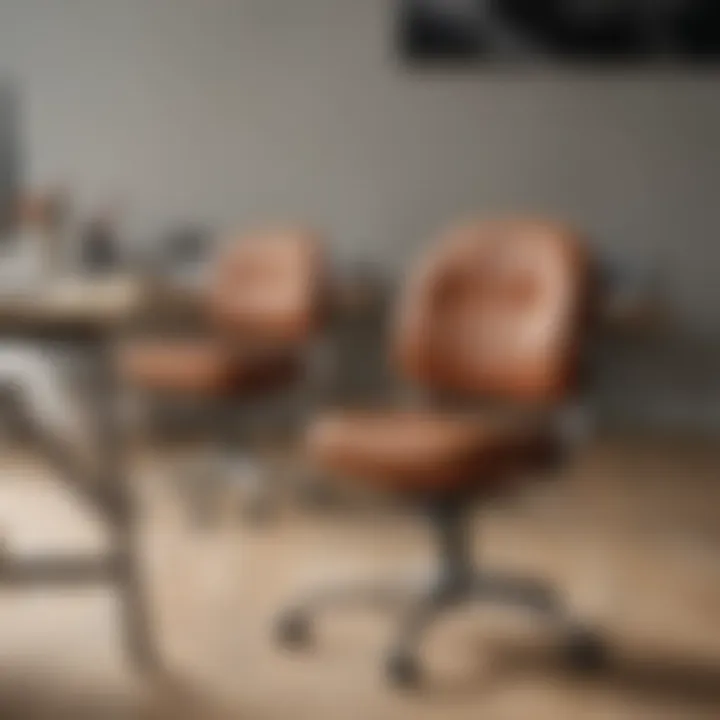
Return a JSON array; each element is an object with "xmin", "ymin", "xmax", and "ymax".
[
  {"xmin": 386, "ymin": 653, "xmax": 421, "ymax": 688},
  {"xmin": 275, "ymin": 612, "xmax": 311, "ymax": 649},
  {"xmin": 564, "ymin": 628, "xmax": 608, "ymax": 673}
]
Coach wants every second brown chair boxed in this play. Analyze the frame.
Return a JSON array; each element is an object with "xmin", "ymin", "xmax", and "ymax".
[{"xmin": 120, "ymin": 227, "xmax": 328, "ymax": 520}]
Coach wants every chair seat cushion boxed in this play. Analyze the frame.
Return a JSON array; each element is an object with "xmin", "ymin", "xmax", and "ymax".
[
  {"xmin": 119, "ymin": 339, "xmax": 300, "ymax": 396},
  {"xmin": 307, "ymin": 410, "xmax": 553, "ymax": 494}
]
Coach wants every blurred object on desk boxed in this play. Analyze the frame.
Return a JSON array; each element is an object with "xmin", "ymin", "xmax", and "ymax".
[
  {"xmin": 156, "ymin": 223, "xmax": 215, "ymax": 287},
  {"xmin": 43, "ymin": 186, "xmax": 73, "ymax": 274},
  {"xmin": 0, "ymin": 192, "xmax": 57, "ymax": 291},
  {"xmin": 79, "ymin": 205, "xmax": 123, "ymax": 275}
]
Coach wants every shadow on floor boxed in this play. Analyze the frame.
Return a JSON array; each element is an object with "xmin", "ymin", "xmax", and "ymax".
[{"xmin": 420, "ymin": 634, "xmax": 720, "ymax": 712}]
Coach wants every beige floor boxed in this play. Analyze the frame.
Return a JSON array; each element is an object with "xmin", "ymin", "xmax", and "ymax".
[{"xmin": 0, "ymin": 439, "xmax": 719, "ymax": 719}]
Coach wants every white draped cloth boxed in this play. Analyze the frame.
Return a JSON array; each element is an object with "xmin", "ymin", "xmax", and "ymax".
[{"xmin": 0, "ymin": 231, "xmax": 85, "ymax": 448}]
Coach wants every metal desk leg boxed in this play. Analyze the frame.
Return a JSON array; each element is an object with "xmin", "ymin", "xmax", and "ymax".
[{"xmin": 93, "ymin": 336, "xmax": 159, "ymax": 672}]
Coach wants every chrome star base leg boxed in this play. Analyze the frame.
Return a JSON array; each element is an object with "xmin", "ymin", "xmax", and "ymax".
[{"xmin": 275, "ymin": 500, "xmax": 608, "ymax": 688}]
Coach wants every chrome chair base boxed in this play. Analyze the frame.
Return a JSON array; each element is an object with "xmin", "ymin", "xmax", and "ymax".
[{"xmin": 275, "ymin": 500, "xmax": 608, "ymax": 687}]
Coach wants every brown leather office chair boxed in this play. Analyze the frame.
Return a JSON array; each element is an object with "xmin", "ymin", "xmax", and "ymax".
[
  {"xmin": 275, "ymin": 217, "xmax": 605, "ymax": 686},
  {"xmin": 120, "ymin": 227, "xmax": 328, "ymax": 519}
]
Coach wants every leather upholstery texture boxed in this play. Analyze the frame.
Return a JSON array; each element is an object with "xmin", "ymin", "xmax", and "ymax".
[
  {"xmin": 118, "ymin": 340, "xmax": 300, "ymax": 397},
  {"xmin": 308, "ymin": 410, "xmax": 556, "ymax": 493},
  {"xmin": 308, "ymin": 218, "xmax": 594, "ymax": 495},
  {"xmin": 394, "ymin": 218, "xmax": 593, "ymax": 404},
  {"xmin": 208, "ymin": 228, "xmax": 327, "ymax": 347},
  {"xmin": 121, "ymin": 227, "xmax": 325, "ymax": 395}
]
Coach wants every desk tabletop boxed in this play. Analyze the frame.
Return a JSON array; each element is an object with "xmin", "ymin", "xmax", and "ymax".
[{"xmin": 0, "ymin": 276, "xmax": 149, "ymax": 330}]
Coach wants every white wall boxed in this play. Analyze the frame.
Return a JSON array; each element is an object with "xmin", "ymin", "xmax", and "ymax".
[{"xmin": 0, "ymin": 0, "xmax": 719, "ymax": 326}]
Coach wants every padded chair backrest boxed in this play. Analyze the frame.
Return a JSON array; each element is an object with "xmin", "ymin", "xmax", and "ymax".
[
  {"xmin": 208, "ymin": 228, "xmax": 327, "ymax": 346},
  {"xmin": 394, "ymin": 218, "xmax": 595, "ymax": 404}
]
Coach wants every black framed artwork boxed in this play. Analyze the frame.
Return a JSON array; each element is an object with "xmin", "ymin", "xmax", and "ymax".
[{"xmin": 398, "ymin": 0, "xmax": 720, "ymax": 63}]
